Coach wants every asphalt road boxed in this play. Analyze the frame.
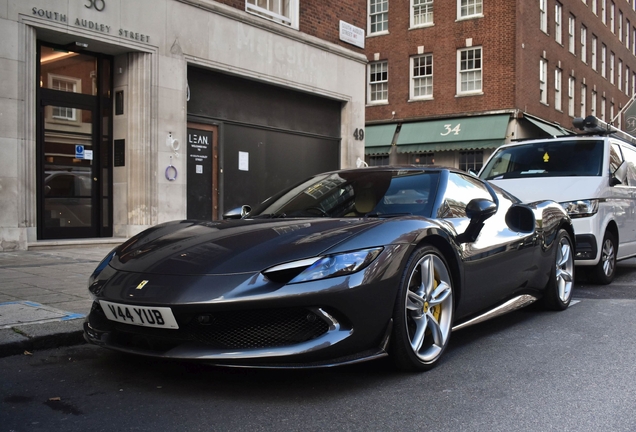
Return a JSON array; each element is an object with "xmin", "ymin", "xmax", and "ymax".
[{"xmin": 2, "ymin": 262, "xmax": 636, "ymax": 432}]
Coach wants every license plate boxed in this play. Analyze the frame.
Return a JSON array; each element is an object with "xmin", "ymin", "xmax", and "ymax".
[{"xmin": 99, "ymin": 300, "xmax": 179, "ymax": 329}]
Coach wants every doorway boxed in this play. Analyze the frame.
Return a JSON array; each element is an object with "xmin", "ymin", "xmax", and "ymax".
[
  {"xmin": 186, "ymin": 123, "xmax": 219, "ymax": 220},
  {"xmin": 37, "ymin": 43, "xmax": 113, "ymax": 240}
]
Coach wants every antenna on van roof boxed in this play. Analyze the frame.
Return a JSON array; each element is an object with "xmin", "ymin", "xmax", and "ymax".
[{"xmin": 572, "ymin": 115, "xmax": 636, "ymax": 145}]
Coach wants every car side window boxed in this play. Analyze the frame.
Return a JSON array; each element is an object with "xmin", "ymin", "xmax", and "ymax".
[
  {"xmin": 609, "ymin": 143, "xmax": 624, "ymax": 175},
  {"xmin": 438, "ymin": 173, "xmax": 493, "ymax": 218}
]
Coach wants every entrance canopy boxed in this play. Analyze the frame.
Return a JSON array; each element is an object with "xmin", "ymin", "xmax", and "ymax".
[
  {"xmin": 395, "ymin": 114, "xmax": 510, "ymax": 153},
  {"xmin": 364, "ymin": 124, "xmax": 397, "ymax": 155}
]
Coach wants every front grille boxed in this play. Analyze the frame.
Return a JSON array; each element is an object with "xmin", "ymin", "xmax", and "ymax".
[
  {"xmin": 183, "ymin": 308, "xmax": 330, "ymax": 349},
  {"xmin": 91, "ymin": 302, "xmax": 330, "ymax": 351}
]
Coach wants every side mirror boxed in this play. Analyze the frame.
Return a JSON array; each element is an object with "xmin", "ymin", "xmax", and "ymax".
[
  {"xmin": 223, "ymin": 205, "xmax": 251, "ymax": 220},
  {"xmin": 457, "ymin": 198, "xmax": 497, "ymax": 244}
]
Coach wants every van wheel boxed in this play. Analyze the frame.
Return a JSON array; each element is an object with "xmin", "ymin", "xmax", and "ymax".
[{"xmin": 591, "ymin": 231, "xmax": 617, "ymax": 285}]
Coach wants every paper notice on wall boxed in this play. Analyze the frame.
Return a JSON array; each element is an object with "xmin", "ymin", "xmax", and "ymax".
[
  {"xmin": 84, "ymin": 150, "xmax": 93, "ymax": 160},
  {"xmin": 239, "ymin": 151, "xmax": 249, "ymax": 171}
]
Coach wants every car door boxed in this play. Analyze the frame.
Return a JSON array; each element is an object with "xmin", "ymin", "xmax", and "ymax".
[{"xmin": 437, "ymin": 172, "xmax": 537, "ymax": 320}]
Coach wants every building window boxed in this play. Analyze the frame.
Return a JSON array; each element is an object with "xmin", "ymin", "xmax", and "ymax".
[
  {"xmin": 412, "ymin": 0, "xmax": 433, "ymax": 27},
  {"xmin": 592, "ymin": 35, "xmax": 597, "ymax": 70},
  {"xmin": 610, "ymin": 103, "xmax": 615, "ymax": 122},
  {"xmin": 411, "ymin": 54, "xmax": 433, "ymax": 99},
  {"xmin": 627, "ymin": 66, "xmax": 631, "ymax": 95},
  {"xmin": 601, "ymin": 43, "xmax": 607, "ymax": 78},
  {"xmin": 555, "ymin": 3, "xmax": 563, "ymax": 44},
  {"xmin": 409, "ymin": 153, "xmax": 434, "ymax": 165},
  {"xmin": 368, "ymin": 155, "xmax": 389, "ymax": 166},
  {"xmin": 457, "ymin": 47, "xmax": 482, "ymax": 94},
  {"xmin": 569, "ymin": 15, "xmax": 576, "ymax": 53},
  {"xmin": 601, "ymin": 0, "xmax": 606, "ymax": 24},
  {"xmin": 591, "ymin": 90, "xmax": 597, "ymax": 116},
  {"xmin": 610, "ymin": 51, "xmax": 615, "ymax": 84},
  {"xmin": 369, "ymin": 0, "xmax": 389, "ymax": 34},
  {"xmin": 627, "ymin": 20, "xmax": 631, "ymax": 48},
  {"xmin": 619, "ymin": 11, "xmax": 623, "ymax": 41},
  {"xmin": 601, "ymin": 96, "xmax": 606, "ymax": 121},
  {"xmin": 245, "ymin": 0, "xmax": 299, "ymax": 29},
  {"xmin": 555, "ymin": 68, "xmax": 562, "ymax": 111},
  {"xmin": 581, "ymin": 25, "xmax": 587, "ymax": 63},
  {"xmin": 368, "ymin": 61, "xmax": 388, "ymax": 103},
  {"xmin": 581, "ymin": 83, "xmax": 587, "ymax": 117},
  {"xmin": 540, "ymin": 59, "xmax": 548, "ymax": 104},
  {"xmin": 633, "ymin": 71, "xmax": 636, "ymax": 96},
  {"xmin": 540, "ymin": 0, "xmax": 548, "ymax": 33},
  {"xmin": 592, "ymin": 0, "xmax": 597, "ymax": 15},
  {"xmin": 459, "ymin": 0, "xmax": 482, "ymax": 19},
  {"xmin": 459, "ymin": 151, "xmax": 483, "ymax": 172},
  {"xmin": 49, "ymin": 75, "xmax": 79, "ymax": 121},
  {"xmin": 618, "ymin": 59, "xmax": 623, "ymax": 90},
  {"xmin": 568, "ymin": 76, "xmax": 575, "ymax": 116},
  {"xmin": 610, "ymin": 2, "xmax": 615, "ymax": 33}
]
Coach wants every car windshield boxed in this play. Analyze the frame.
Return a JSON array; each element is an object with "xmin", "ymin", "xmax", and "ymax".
[
  {"xmin": 480, "ymin": 140, "xmax": 604, "ymax": 180},
  {"xmin": 249, "ymin": 170, "xmax": 440, "ymax": 218}
]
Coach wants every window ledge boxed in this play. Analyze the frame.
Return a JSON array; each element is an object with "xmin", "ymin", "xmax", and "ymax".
[
  {"xmin": 408, "ymin": 97, "xmax": 433, "ymax": 102},
  {"xmin": 367, "ymin": 31, "xmax": 389, "ymax": 38},
  {"xmin": 455, "ymin": 92, "xmax": 484, "ymax": 98},
  {"xmin": 409, "ymin": 23, "xmax": 434, "ymax": 30},
  {"xmin": 366, "ymin": 101, "xmax": 389, "ymax": 107},
  {"xmin": 456, "ymin": 14, "xmax": 484, "ymax": 22}
]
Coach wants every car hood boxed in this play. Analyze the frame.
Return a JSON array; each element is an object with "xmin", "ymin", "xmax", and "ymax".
[
  {"xmin": 109, "ymin": 218, "xmax": 384, "ymax": 275},
  {"xmin": 489, "ymin": 176, "xmax": 605, "ymax": 203}
]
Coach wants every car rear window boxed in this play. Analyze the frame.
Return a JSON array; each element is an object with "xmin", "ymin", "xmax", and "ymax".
[{"xmin": 480, "ymin": 140, "xmax": 604, "ymax": 180}]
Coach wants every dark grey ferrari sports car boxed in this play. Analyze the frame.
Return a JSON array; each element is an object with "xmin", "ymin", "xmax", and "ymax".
[{"xmin": 84, "ymin": 166, "xmax": 575, "ymax": 371}]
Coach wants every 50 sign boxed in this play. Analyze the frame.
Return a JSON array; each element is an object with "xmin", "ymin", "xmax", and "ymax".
[{"xmin": 85, "ymin": 0, "xmax": 105, "ymax": 11}]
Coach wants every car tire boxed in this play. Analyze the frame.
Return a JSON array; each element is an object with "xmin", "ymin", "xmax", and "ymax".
[
  {"xmin": 543, "ymin": 229, "xmax": 575, "ymax": 311},
  {"xmin": 390, "ymin": 245, "xmax": 454, "ymax": 372},
  {"xmin": 590, "ymin": 231, "xmax": 617, "ymax": 285}
]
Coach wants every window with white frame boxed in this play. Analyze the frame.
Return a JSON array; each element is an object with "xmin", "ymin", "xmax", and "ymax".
[
  {"xmin": 568, "ymin": 76, "xmax": 575, "ymax": 116},
  {"xmin": 412, "ymin": 0, "xmax": 433, "ymax": 27},
  {"xmin": 591, "ymin": 90, "xmax": 597, "ymax": 116},
  {"xmin": 627, "ymin": 20, "xmax": 631, "ymax": 48},
  {"xmin": 555, "ymin": 68, "xmax": 563, "ymax": 111},
  {"xmin": 368, "ymin": 61, "xmax": 388, "ymax": 103},
  {"xmin": 459, "ymin": 0, "xmax": 482, "ymax": 19},
  {"xmin": 569, "ymin": 15, "xmax": 576, "ymax": 53},
  {"xmin": 610, "ymin": 103, "xmax": 614, "ymax": 122},
  {"xmin": 411, "ymin": 54, "xmax": 433, "ymax": 99},
  {"xmin": 633, "ymin": 28, "xmax": 636, "ymax": 55},
  {"xmin": 457, "ymin": 47, "xmax": 482, "ymax": 94},
  {"xmin": 601, "ymin": 43, "xmax": 607, "ymax": 78},
  {"xmin": 619, "ymin": 59, "xmax": 623, "ymax": 90},
  {"xmin": 592, "ymin": 35, "xmax": 597, "ymax": 70},
  {"xmin": 581, "ymin": 83, "xmax": 587, "ymax": 117},
  {"xmin": 610, "ymin": 2, "xmax": 615, "ymax": 33},
  {"xmin": 555, "ymin": 3, "xmax": 563, "ymax": 44},
  {"xmin": 369, "ymin": 0, "xmax": 389, "ymax": 34},
  {"xmin": 633, "ymin": 71, "xmax": 636, "ymax": 95},
  {"xmin": 540, "ymin": 0, "xmax": 548, "ymax": 33},
  {"xmin": 592, "ymin": 0, "xmax": 598, "ymax": 15},
  {"xmin": 610, "ymin": 51, "xmax": 615, "ymax": 84},
  {"xmin": 49, "ymin": 75, "xmax": 80, "ymax": 121},
  {"xmin": 601, "ymin": 96, "xmax": 606, "ymax": 121},
  {"xmin": 581, "ymin": 25, "xmax": 587, "ymax": 63},
  {"xmin": 626, "ymin": 66, "xmax": 631, "ymax": 95},
  {"xmin": 601, "ymin": 0, "xmax": 606, "ymax": 24},
  {"xmin": 619, "ymin": 11, "xmax": 623, "ymax": 41},
  {"xmin": 245, "ymin": 0, "xmax": 299, "ymax": 29},
  {"xmin": 540, "ymin": 58, "xmax": 548, "ymax": 104},
  {"xmin": 459, "ymin": 151, "xmax": 483, "ymax": 172}
]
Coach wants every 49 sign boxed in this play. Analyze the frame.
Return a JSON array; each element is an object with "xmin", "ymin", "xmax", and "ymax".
[{"xmin": 85, "ymin": 0, "xmax": 105, "ymax": 11}]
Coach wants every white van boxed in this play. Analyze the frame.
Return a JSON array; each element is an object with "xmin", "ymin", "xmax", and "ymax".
[{"xmin": 479, "ymin": 117, "xmax": 636, "ymax": 284}]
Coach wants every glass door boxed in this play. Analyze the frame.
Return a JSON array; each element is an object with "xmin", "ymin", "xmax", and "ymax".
[{"xmin": 37, "ymin": 43, "xmax": 112, "ymax": 240}]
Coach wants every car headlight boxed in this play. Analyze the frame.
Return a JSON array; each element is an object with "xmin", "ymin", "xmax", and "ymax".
[
  {"xmin": 560, "ymin": 199, "xmax": 599, "ymax": 218},
  {"xmin": 264, "ymin": 247, "xmax": 383, "ymax": 284}
]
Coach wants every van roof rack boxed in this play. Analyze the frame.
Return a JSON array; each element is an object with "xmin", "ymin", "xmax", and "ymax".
[{"xmin": 572, "ymin": 115, "xmax": 636, "ymax": 145}]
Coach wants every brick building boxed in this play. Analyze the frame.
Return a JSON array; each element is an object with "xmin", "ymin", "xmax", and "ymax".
[
  {"xmin": 363, "ymin": 0, "xmax": 636, "ymax": 171},
  {"xmin": 0, "ymin": 0, "xmax": 367, "ymax": 250}
]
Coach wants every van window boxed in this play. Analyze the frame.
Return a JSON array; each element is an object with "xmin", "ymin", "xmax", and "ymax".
[
  {"xmin": 481, "ymin": 140, "xmax": 604, "ymax": 180},
  {"xmin": 621, "ymin": 145, "xmax": 636, "ymax": 186}
]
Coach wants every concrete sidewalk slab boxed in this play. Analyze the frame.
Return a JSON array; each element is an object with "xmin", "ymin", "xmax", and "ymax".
[{"xmin": 0, "ymin": 243, "xmax": 122, "ymax": 357}]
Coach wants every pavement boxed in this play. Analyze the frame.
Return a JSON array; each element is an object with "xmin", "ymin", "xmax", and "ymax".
[{"xmin": 0, "ymin": 242, "xmax": 123, "ymax": 358}]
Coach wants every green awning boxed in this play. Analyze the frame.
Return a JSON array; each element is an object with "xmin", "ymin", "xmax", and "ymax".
[
  {"xmin": 364, "ymin": 124, "xmax": 397, "ymax": 155},
  {"xmin": 395, "ymin": 114, "xmax": 510, "ymax": 153},
  {"xmin": 524, "ymin": 114, "xmax": 571, "ymax": 136}
]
